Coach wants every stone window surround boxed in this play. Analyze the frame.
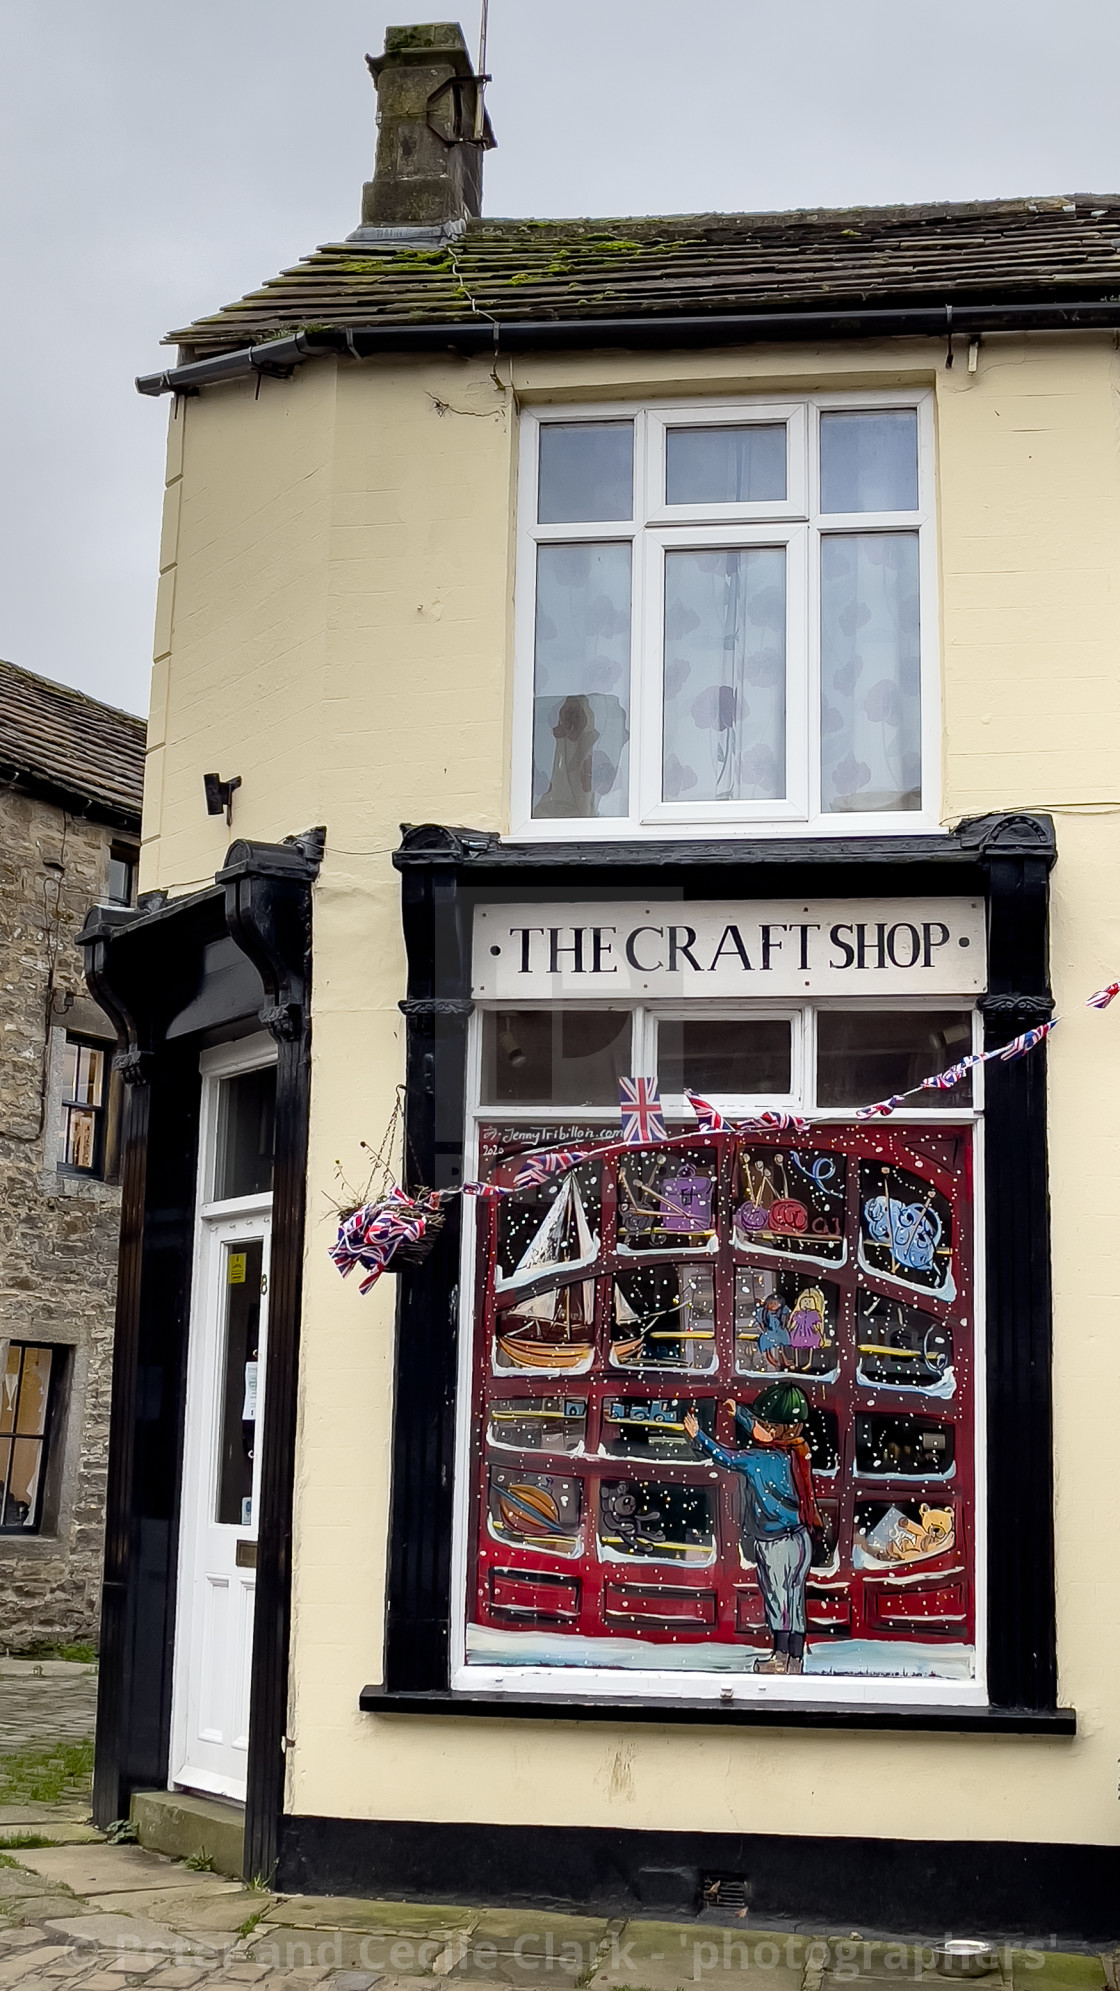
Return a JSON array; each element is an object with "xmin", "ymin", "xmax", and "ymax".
[
  {"xmin": 0, "ymin": 1328, "xmax": 88, "ymax": 1550},
  {"xmin": 42, "ymin": 1019, "xmax": 123, "ymax": 1194}
]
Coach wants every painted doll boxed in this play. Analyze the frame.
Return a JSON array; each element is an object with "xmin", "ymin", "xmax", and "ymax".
[
  {"xmin": 684, "ymin": 1382, "xmax": 820, "ymax": 1675},
  {"xmin": 753, "ymin": 1291, "xmax": 792, "ymax": 1369},
  {"xmin": 787, "ymin": 1286, "xmax": 827, "ymax": 1370}
]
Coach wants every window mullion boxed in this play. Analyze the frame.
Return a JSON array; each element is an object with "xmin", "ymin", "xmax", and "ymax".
[
  {"xmin": 629, "ymin": 412, "xmax": 649, "ymax": 831},
  {"xmin": 631, "ymin": 1006, "xmax": 654, "ymax": 1080}
]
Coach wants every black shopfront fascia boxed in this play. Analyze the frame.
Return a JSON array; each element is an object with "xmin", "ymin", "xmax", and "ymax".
[{"xmin": 78, "ymin": 832, "xmax": 322, "ymax": 1883}]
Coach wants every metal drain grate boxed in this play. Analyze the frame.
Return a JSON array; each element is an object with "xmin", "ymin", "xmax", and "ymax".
[{"xmin": 703, "ymin": 1873, "xmax": 751, "ymax": 1909}]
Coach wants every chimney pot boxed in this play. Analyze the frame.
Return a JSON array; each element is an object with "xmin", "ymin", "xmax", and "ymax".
[{"xmin": 361, "ymin": 21, "xmax": 494, "ymax": 232}]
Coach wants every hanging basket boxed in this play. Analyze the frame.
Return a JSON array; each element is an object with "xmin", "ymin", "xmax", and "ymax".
[
  {"xmin": 386, "ymin": 1203, "xmax": 446, "ymax": 1269},
  {"xmin": 335, "ymin": 1192, "xmax": 446, "ymax": 1272}
]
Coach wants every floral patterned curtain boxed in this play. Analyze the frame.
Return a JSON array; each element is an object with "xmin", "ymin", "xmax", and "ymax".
[
  {"xmin": 662, "ymin": 547, "xmax": 787, "ymax": 803},
  {"xmin": 820, "ymin": 532, "xmax": 921, "ymax": 813}
]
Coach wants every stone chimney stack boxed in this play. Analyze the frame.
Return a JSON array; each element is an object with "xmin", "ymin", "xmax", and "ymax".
[{"xmin": 361, "ymin": 22, "xmax": 495, "ymax": 232}]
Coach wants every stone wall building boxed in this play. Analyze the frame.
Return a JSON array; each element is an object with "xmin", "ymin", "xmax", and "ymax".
[{"xmin": 0, "ymin": 658, "xmax": 144, "ymax": 1649}]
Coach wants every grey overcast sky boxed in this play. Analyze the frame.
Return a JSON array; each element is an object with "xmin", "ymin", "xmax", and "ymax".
[{"xmin": 2, "ymin": 0, "xmax": 1118, "ymax": 717}]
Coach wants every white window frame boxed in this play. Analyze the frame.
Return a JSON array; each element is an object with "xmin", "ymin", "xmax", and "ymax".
[{"xmin": 512, "ymin": 390, "xmax": 940, "ymax": 842}]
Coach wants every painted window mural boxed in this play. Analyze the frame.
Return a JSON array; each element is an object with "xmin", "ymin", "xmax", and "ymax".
[{"xmin": 465, "ymin": 1122, "xmax": 974, "ymax": 1690}]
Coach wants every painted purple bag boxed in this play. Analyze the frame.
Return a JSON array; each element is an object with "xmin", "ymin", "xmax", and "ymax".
[{"xmin": 660, "ymin": 1162, "xmax": 714, "ymax": 1234}]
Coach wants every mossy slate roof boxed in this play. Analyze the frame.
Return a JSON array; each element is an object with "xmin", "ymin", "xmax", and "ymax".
[
  {"xmin": 169, "ymin": 195, "xmax": 1120, "ymax": 355},
  {"xmin": 0, "ymin": 659, "xmax": 145, "ymax": 825}
]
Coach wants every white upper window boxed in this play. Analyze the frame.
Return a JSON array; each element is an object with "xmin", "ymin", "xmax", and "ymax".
[{"xmin": 513, "ymin": 393, "xmax": 938, "ymax": 839}]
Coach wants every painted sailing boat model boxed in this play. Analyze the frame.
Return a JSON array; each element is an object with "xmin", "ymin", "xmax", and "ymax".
[
  {"xmin": 495, "ymin": 1174, "xmax": 598, "ymax": 1369},
  {"xmin": 610, "ymin": 1285, "xmax": 646, "ymax": 1366}
]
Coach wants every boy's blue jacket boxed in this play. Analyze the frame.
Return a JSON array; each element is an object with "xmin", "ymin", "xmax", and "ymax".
[{"xmin": 691, "ymin": 1428, "xmax": 806, "ymax": 1538}]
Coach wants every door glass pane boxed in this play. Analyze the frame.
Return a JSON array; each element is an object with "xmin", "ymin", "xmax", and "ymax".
[
  {"xmin": 538, "ymin": 423, "xmax": 633, "ymax": 523},
  {"xmin": 532, "ymin": 543, "xmax": 631, "ymax": 819},
  {"xmin": 663, "ymin": 546, "xmax": 786, "ymax": 802},
  {"xmin": 820, "ymin": 531, "xmax": 920, "ymax": 814},
  {"xmin": 665, "ymin": 425, "xmax": 786, "ymax": 505},
  {"xmin": 481, "ymin": 1009, "xmax": 631, "ymax": 1106},
  {"xmin": 819, "ymin": 411, "xmax": 918, "ymax": 512},
  {"xmin": 215, "ymin": 1067, "xmax": 276, "ymax": 1199},
  {"xmin": 816, "ymin": 1011, "xmax": 973, "ymax": 1107},
  {"xmin": 658, "ymin": 1017, "xmax": 791, "ymax": 1096},
  {"xmin": 216, "ymin": 1238, "xmax": 263, "ymax": 1527}
]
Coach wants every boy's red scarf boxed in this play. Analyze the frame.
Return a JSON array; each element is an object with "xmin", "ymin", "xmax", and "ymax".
[{"xmin": 771, "ymin": 1435, "xmax": 822, "ymax": 1531}]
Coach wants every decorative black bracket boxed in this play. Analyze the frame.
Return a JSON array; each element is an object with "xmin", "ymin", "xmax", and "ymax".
[
  {"xmin": 79, "ymin": 904, "xmax": 151, "ymax": 1084},
  {"xmin": 217, "ymin": 832, "xmax": 325, "ymax": 1043}
]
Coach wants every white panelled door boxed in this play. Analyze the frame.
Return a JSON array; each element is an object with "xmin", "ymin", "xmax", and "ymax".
[
  {"xmin": 171, "ymin": 1041, "xmax": 276, "ymax": 1803},
  {"xmin": 172, "ymin": 1217, "xmax": 270, "ymax": 1799}
]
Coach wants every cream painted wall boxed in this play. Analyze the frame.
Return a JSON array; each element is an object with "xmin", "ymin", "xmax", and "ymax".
[{"xmin": 144, "ymin": 330, "xmax": 1120, "ymax": 1847}]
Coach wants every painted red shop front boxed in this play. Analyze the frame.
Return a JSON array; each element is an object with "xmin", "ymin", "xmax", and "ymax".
[{"xmin": 466, "ymin": 1123, "xmax": 974, "ymax": 1679}]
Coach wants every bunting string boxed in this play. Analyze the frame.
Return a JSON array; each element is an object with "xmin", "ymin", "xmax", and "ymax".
[
  {"xmin": 329, "ymin": 977, "xmax": 1120, "ymax": 1290},
  {"xmin": 854, "ymin": 1019, "xmax": 1057, "ymax": 1118}
]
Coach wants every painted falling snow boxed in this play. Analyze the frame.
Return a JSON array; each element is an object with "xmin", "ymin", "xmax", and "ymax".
[{"xmin": 467, "ymin": 1119, "xmax": 976, "ymax": 1694}]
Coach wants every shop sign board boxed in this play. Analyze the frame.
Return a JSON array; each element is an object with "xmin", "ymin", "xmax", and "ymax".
[{"xmin": 472, "ymin": 900, "xmax": 986, "ymax": 1002}]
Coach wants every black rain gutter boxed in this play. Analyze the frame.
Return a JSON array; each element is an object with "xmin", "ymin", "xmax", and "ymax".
[{"xmin": 136, "ymin": 298, "xmax": 1120, "ymax": 396}]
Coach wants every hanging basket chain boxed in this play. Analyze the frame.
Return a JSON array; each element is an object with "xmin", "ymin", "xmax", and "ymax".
[{"xmin": 328, "ymin": 1086, "xmax": 445, "ymax": 1285}]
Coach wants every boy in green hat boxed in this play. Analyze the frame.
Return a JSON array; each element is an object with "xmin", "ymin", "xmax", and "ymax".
[{"xmin": 683, "ymin": 1382, "xmax": 820, "ymax": 1675}]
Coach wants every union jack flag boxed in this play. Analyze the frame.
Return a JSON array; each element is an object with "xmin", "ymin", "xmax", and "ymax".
[
  {"xmin": 463, "ymin": 1179, "xmax": 511, "ymax": 1200},
  {"xmin": 743, "ymin": 1109, "xmax": 812, "ymax": 1135},
  {"xmin": 920, "ymin": 1053, "xmax": 982, "ymax": 1093},
  {"xmin": 619, "ymin": 1076, "xmax": 666, "ymax": 1145},
  {"xmin": 997, "ymin": 1021, "xmax": 1055, "ymax": 1062},
  {"xmin": 513, "ymin": 1147, "xmax": 587, "ymax": 1190},
  {"xmin": 1087, "ymin": 982, "xmax": 1120, "ymax": 1010},
  {"xmin": 329, "ymin": 1186, "xmax": 431, "ymax": 1293},
  {"xmin": 686, "ymin": 1090, "xmax": 726, "ymax": 1133},
  {"xmin": 855, "ymin": 1095, "xmax": 907, "ymax": 1121}
]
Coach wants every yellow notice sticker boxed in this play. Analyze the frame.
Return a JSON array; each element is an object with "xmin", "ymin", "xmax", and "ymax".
[{"xmin": 228, "ymin": 1251, "xmax": 247, "ymax": 1285}]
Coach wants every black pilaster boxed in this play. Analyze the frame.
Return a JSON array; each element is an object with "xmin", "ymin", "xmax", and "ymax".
[
  {"xmin": 966, "ymin": 814, "xmax": 1057, "ymax": 1710},
  {"xmin": 218, "ymin": 834, "xmax": 323, "ymax": 1882},
  {"xmin": 386, "ymin": 834, "xmax": 473, "ymax": 1690},
  {"xmin": 83, "ymin": 901, "xmax": 204, "ymax": 1826}
]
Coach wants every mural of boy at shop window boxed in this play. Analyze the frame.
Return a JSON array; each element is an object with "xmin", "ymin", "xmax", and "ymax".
[{"xmin": 684, "ymin": 1382, "xmax": 819, "ymax": 1675}]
